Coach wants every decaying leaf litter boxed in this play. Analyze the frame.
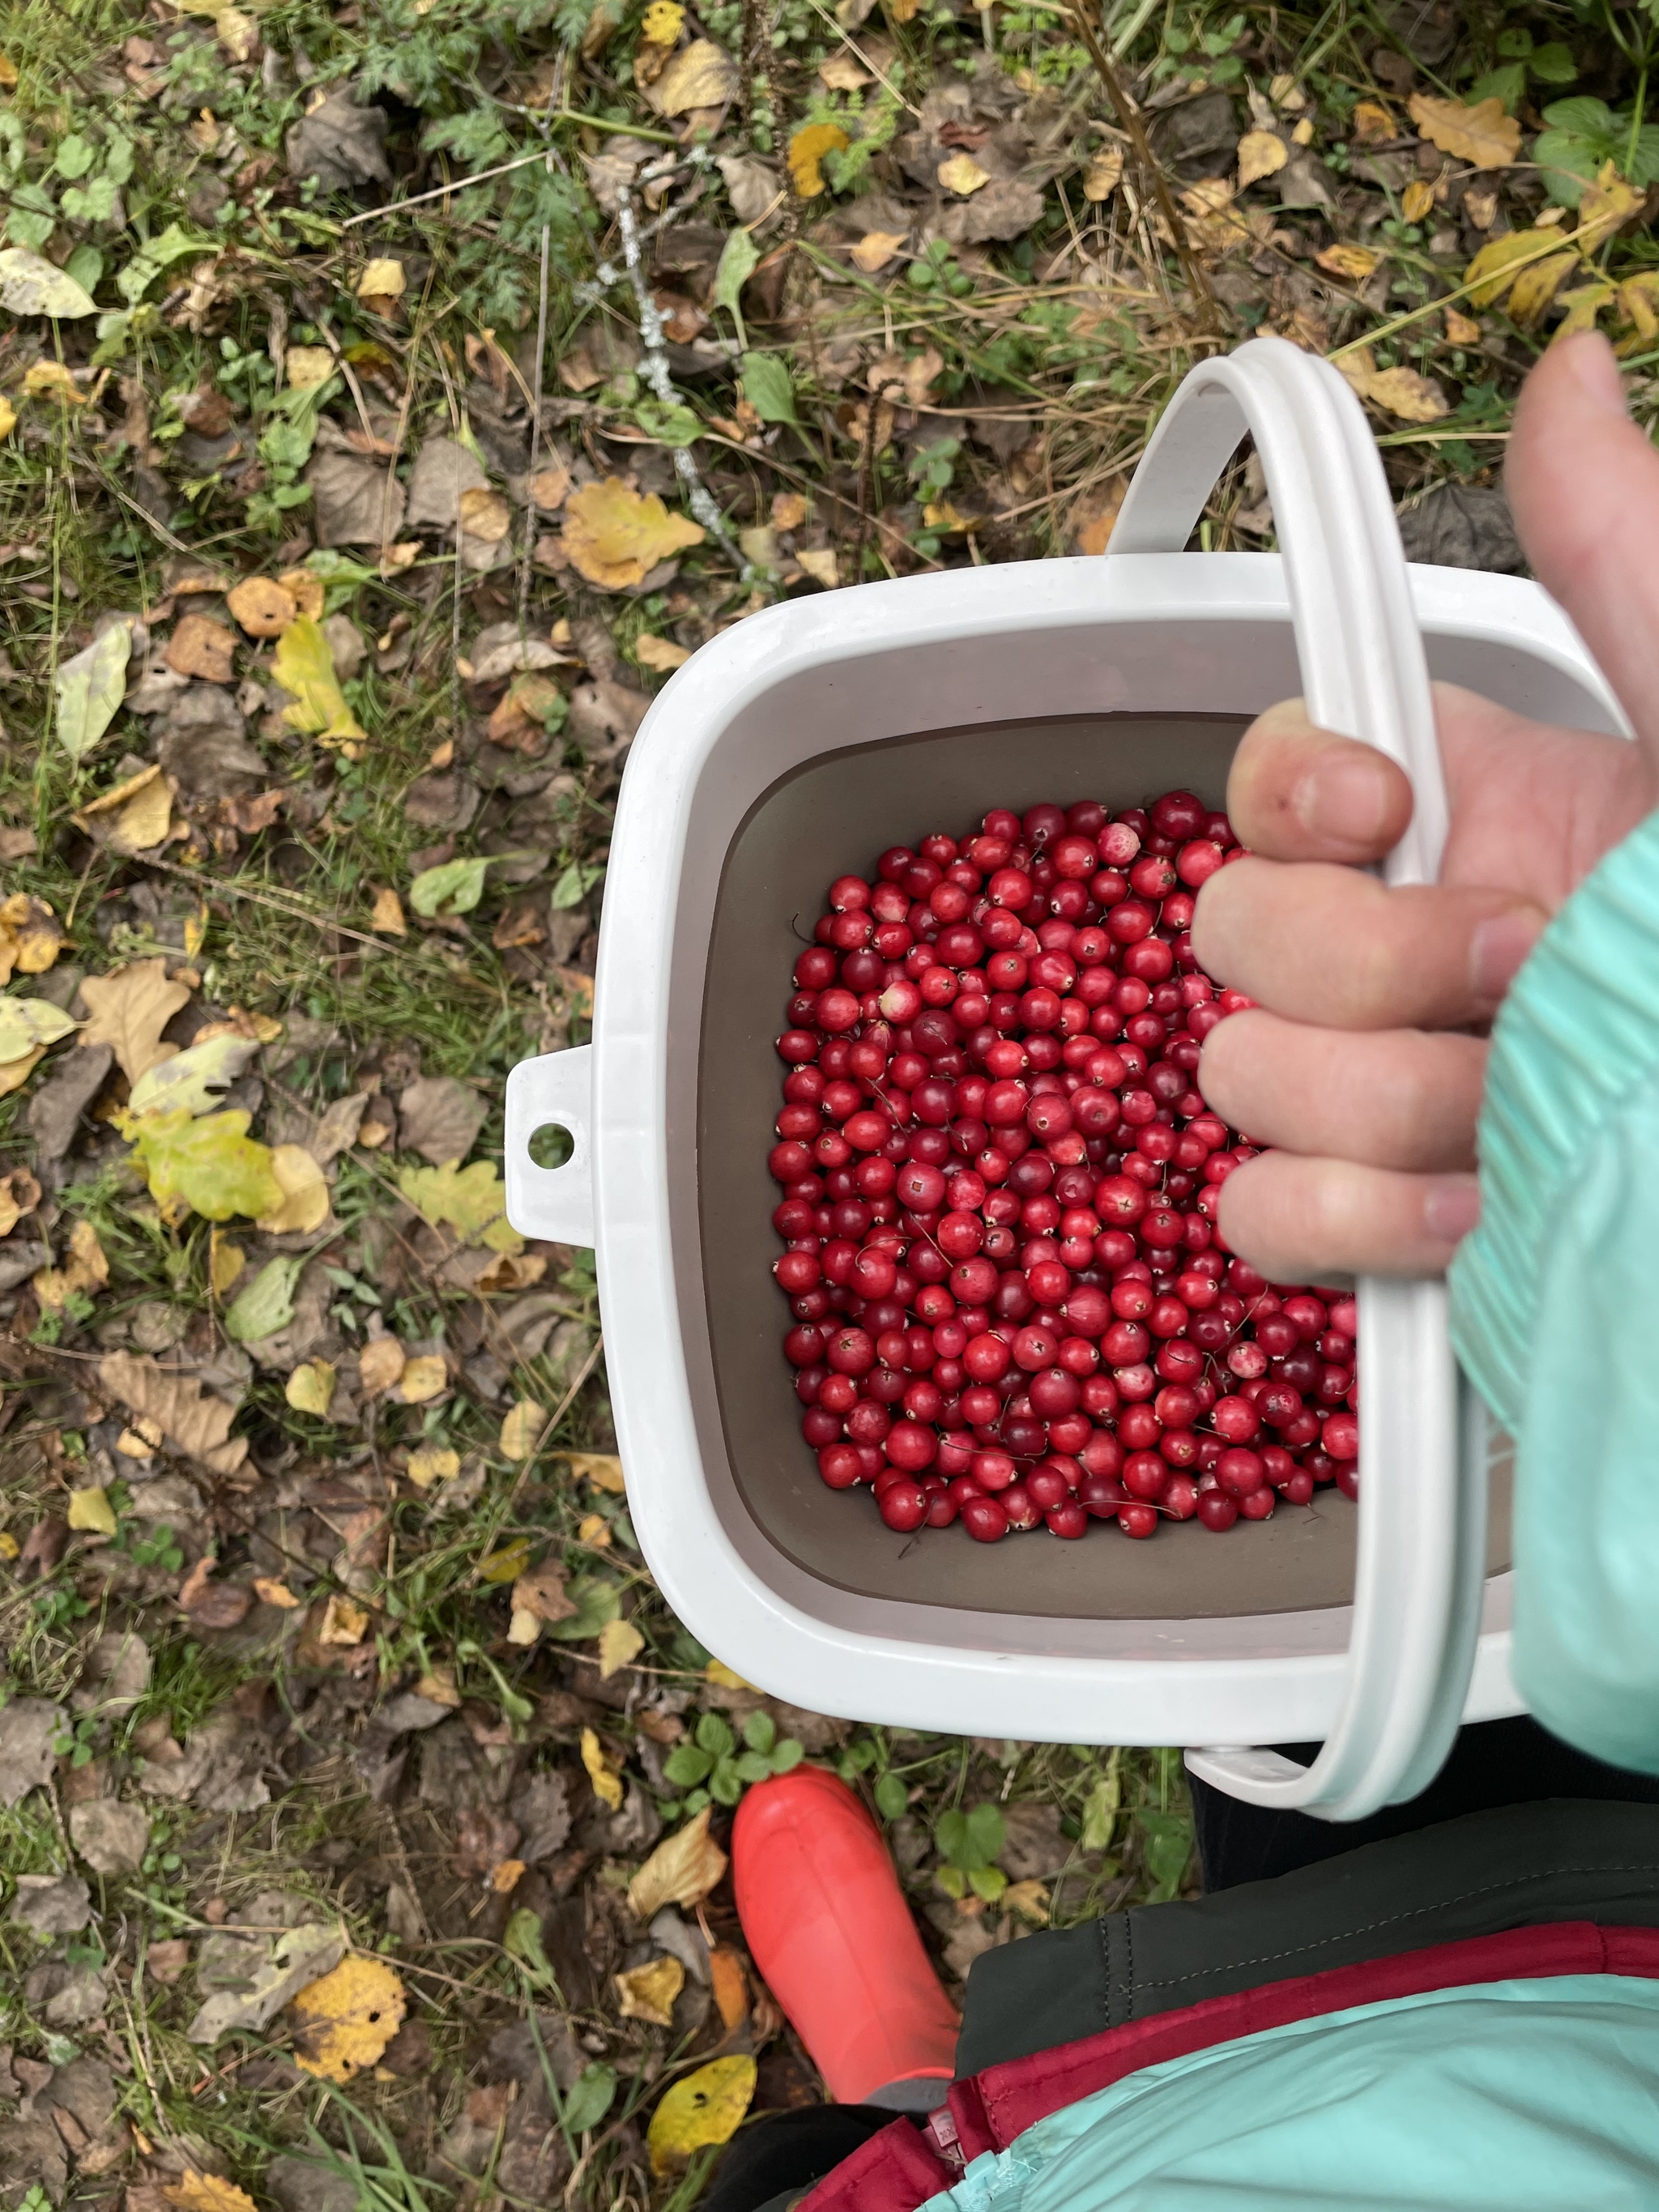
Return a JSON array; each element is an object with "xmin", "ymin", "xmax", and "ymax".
[{"xmin": 1, "ymin": 0, "xmax": 1655, "ymax": 2195}]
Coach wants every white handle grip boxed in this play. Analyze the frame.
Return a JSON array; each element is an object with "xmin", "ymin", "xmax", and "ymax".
[
  {"xmin": 1111, "ymin": 339, "xmax": 1484, "ymax": 1820},
  {"xmin": 505, "ymin": 1044, "xmax": 596, "ymax": 1247}
]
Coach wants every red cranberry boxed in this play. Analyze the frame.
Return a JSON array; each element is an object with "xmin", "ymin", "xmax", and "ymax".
[{"xmin": 962, "ymin": 1494, "xmax": 1009, "ymax": 1542}]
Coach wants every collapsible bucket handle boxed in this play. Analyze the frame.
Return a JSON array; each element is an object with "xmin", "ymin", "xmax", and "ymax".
[{"xmin": 1109, "ymin": 336, "xmax": 1486, "ymax": 1820}]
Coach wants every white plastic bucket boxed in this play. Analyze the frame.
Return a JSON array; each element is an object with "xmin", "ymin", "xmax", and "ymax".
[{"xmin": 505, "ymin": 341, "xmax": 1627, "ymax": 1818}]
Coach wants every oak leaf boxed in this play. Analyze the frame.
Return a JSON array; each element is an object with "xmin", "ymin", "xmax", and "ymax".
[
  {"xmin": 561, "ymin": 477, "xmax": 706, "ymax": 591},
  {"xmin": 129, "ymin": 1109, "xmax": 282, "ymax": 1222},
  {"xmin": 288, "ymin": 1954, "xmax": 407, "ymax": 2082},
  {"xmin": 627, "ymin": 1805, "xmax": 728, "ymax": 1920},
  {"xmin": 98, "ymin": 1349, "xmax": 248, "ymax": 1476},
  {"xmin": 1465, "ymin": 227, "xmax": 1569, "ymax": 308},
  {"xmin": 642, "ymin": 36, "xmax": 738, "ymax": 115},
  {"xmin": 79, "ymin": 956, "xmax": 190, "ymax": 1085},
  {"xmin": 130, "ymin": 1030, "xmax": 260, "ymax": 1117},
  {"xmin": 398, "ymin": 1157, "xmax": 515, "ymax": 1245},
  {"xmin": 1362, "ymin": 364, "xmax": 1450, "ymax": 422},
  {"xmin": 1315, "ymin": 241, "xmax": 1378, "ymax": 281},
  {"xmin": 1409, "ymin": 92, "xmax": 1520, "ymax": 169},
  {"xmin": 272, "ymin": 616, "xmax": 366, "ymax": 755},
  {"xmin": 635, "ymin": 633, "xmax": 691, "ymax": 672},
  {"xmin": 224, "ymin": 1255, "xmax": 301, "ymax": 1341}
]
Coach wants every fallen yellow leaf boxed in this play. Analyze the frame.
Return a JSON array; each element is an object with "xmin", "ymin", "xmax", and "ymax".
[
  {"xmin": 253, "ymin": 1575, "xmax": 302, "ymax": 1608},
  {"xmin": 565, "ymin": 1451, "xmax": 627, "ymax": 1493},
  {"xmin": 647, "ymin": 2054, "xmax": 757, "ymax": 2173},
  {"xmin": 280, "ymin": 567, "xmax": 326, "ymax": 618},
  {"xmin": 598, "ymin": 1617, "xmax": 645, "ymax": 1678},
  {"xmin": 480, "ymin": 1537, "xmax": 531, "ymax": 1584},
  {"xmin": 210, "ymin": 1231, "xmax": 246, "ymax": 1296},
  {"xmin": 357, "ymin": 1336, "xmax": 407, "ymax": 1395},
  {"xmin": 635, "ymin": 633, "xmax": 691, "ymax": 673},
  {"xmin": 642, "ymin": 0, "xmax": 684, "ymax": 38},
  {"xmin": 288, "ymin": 1954, "xmax": 407, "ymax": 2082},
  {"xmin": 1444, "ymin": 305, "xmax": 1482, "ymax": 345},
  {"xmin": 1363, "ymin": 364, "xmax": 1450, "ymax": 422},
  {"xmin": 1408, "ymin": 91, "xmax": 1519, "ymax": 170},
  {"xmin": 642, "ymin": 36, "xmax": 738, "ymax": 115},
  {"xmin": 1350, "ymin": 99, "xmax": 1395, "ymax": 145},
  {"xmin": 398, "ymin": 1353, "xmax": 448, "ymax": 1404},
  {"xmin": 627, "ymin": 1804, "xmax": 729, "ymax": 1920},
  {"xmin": 35, "ymin": 1218, "xmax": 109, "ymax": 1310},
  {"xmin": 68, "ymin": 1485, "xmax": 117, "ymax": 1536},
  {"xmin": 705, "ymin": 1659, "xmax": 756, "ymax": 1690},
  {"xmin": 561, "ymin": 478, "xmax": 706, "ymax": 592},
  {"xmin": 1465, "ymin": 228, "xmax": 1571, "ymax": 309},
  {"xmin": 1235, "ymin": 129, "xmax": 1287, "ymax": 188},
  {"xmin": 79, "ymin": 956, "xmax": 191, "ymax": 1086},
  {"xmin": 1578, "ymin": 163, "xmax": 1643, "ymax": 251},
  {"xmin": 406, "ymin": 1443, "xmax": 460, "ymax": 1489},
  {"xmin": 491, "ymin": 1857, "xmax": 527, "ymax": 1894},
  {"xmin": 257, "ymin": 1144, "xmax": 329, "ymax": 1234},
  {"xmin": 937, "ymin": 151, "xmax": 989, "ymax": 196},
  {"xmin": 0, "ymin": 893, "xmax": 64, "ymax": 981},
  {"xmin": 164, "ymin": 2175, "xmax": 259, "ymax": 2212},
  {"xmin": 319, "ymin": 1592, "xmax": 369, "ymax": 1646},
  {"xmin": 370, "ymin": 886, "xmax": 407, "ymax": 936},
  {"xmin": 1508, "ymin": 250, "xmax": 1580, "ymax": 328},
  {"xmin": 286, "ymin": 347, "xmax": 335, "ymax": 390},
  {"xmin": 578, "ymin": 1511, "xmax": 611, "ymax": 1545},
  {"xmin": 0, "ymin": 1044, "xmax": 45, "ymax": 1096},
  {"xmin": 616, "ymin": 1954, "xmax": 684, "ymax": 2027},
  {"xmin": 459, "ymin": 486, "xmax": 513, "ymax": 543},
  {"xmin": 273, "ymin": 616, "xmax": 366, "ymax": 755},
  {"xmin": 23, "ymin": 360, "xmax": 86, "ymax": 404},
  {"xmin": 1401, "ymin": 177, "xmax": 1436, "ymax": 224},
  {"xmin": 787, "ymin": 121, "xmax": 849, "ymax": 198},
  {"xmin": 0, "ymin": 398, "xmax": 15, "ymax": 444},
  {"xmin": 499, "ymin": 1399, "xmax": 544, "ymax": 1461},
  {"xmin": 710, "ymin": 1948, "xmax": 748, "ymax": 2027},
  {"xmin": 285, "ymin": 1360, "xmax": 336, "ymax": 1417},
  {"xmin": 1315, "ymin": 241, "xmax": 1378, "ymax": 282},
  {"xmin": 356, "ymin": 257, "xmax": 405, "ymax": 304},
  {"xmin": 582, "ymin": 1725, "xmax": 625, "ymax": 1811},
  {"xmin": 851, "ymin": 228, "xmax": 907, "ymax": 272},
  {"xmin": 1004, "ymin": 1877, "xmax": 1051, "ymax": 1924}
]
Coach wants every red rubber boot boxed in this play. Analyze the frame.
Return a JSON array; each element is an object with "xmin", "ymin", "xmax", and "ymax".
[{"xmin": 733, "ymin": 1767, "xmax": 958, "ymax": 2105}]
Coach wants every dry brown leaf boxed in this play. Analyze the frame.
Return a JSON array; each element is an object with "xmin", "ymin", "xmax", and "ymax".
[
  {"xmin": 1316, "ymin": 241, "xmax": 1379, "ymax": 282},
  {"xmin": 1444, "ymin": 305, "xmax": 1482, "ymax": 345},
  {"xmin": 850, "ymin": 228, "xmax": 906, "ymax": 273},
  {"xmin": 164, "ymin": 612, "xmax": 237, "ymax": 683},
  {"xmin": 288, "ymin": 1955, "xmax": 407, "ymax": 2081},
  {"xmin": 642, "ymin": 36, "xmax": 738, "ymax": 115},
  {"xmin": 1350, "ymin": 99, "xmax": 1395, "ymax": 144},
  {"xmin": 626, "ymin": 1804, "xmax": 728, "ymax": 1920},
  {"xmin": 710, "ymin": 1948, "xmax": 748, "ymax": 2028},
  {"xmin": 279, "ymin": 568, "xmax": 326, "ymax": 620},
  {"xmin": 0, "ymin": 1166, "xmax": 36, "ymax": 1238},
  {"xmin": 1235, "ymin": 130, "xmax": 1287, "ymax": 187},
  {"xmin": 530, "ymin": 464, "xmax": 572, "ymax": 512},
  {"xmin": 79, "ymin": 956, "xmax": 190, "ymax": 1085},
  {"xmin": 99, "ymin": 1349, "xmax": 248, "ymax": 1475},
  {"xmin": 319, "ymin": 1592, "xmax": 369, "ymax": 1646},
  {"xmin": 226, "ymin": 577, "xmax": 298, "ymax": 638},
  {"xmin": 256, "ymin": 1144, "xmax": 329, "ymax": 1234},
  {"xmin": 357, "ymin": 1336, "xmax": 406, "ymax": 1395},
  {"xmin": 34, "ymin": 1218, "xmax": 109, "ymax": 1309},
  {"xmin": 177, "ymin": 1554, "xmax": 252, "ymax": 1629},
  {"xmin": 0, "ymin": 893, "xmax": 64, "ymax": 982},
  {"xmin": 0, "ymin": 1046, "xmax": 44, "ymax": 1096},
  {"xmin": 1342, "ymin": 349, "xmax": 1451, "ymax": 422},
  {"xmin": 1072, "ymin": 474, "xmax": 1128, "ymax": 556},
  {"xmin": 508, "ymin": 1559, "xmax": 577, "ymax": 1639},
  {"xmin": 370, "ymin": 886, "xmax": 407, "ymax": 936},
  {"xmin": 938, "ymin": 151, "xmax": 990, "ymax": 196},
  {"xmin": 1081, "ymin": 146, "xmax": 1124, "ymax": 202},
  {"xmin": 615, "ymin": 1954, "xmax": 684, "ymax": 2025},
  {"xmin": 817, "ymin": 47, "xmax": 868, "ymax": 88},
  {"xmin": 1408, "ymin": 91, "xmax": 1520, "ymax": 170},
  {"xmin": 164, "ymin": 2174, "xmax": 258, "ymax": 2212},
  {"xmin": 459, "ymin": 486, "xmax": 513, "ymax": 543},
  {"xmin": 253, "ymin": 1575, "xmax": 302, "ymax": 1608},
  {"xmin": 561, "ymin": 478, "xmax": 706, "ymax": 591}
]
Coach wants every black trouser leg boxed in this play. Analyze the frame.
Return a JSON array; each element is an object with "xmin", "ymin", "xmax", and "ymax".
[
  {"xmin": 701, "ymin": 2105, "xmax": 893, "ymax": 2212},
  {"xmin": 1189, "ymin": 1714, "xmax": 1659, "ymax": 1891}
]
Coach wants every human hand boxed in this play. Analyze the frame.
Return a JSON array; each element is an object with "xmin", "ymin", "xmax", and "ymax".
[{"xmin": 1191, "ymin": 333, "xmax": 1659, "ymax": 1282}]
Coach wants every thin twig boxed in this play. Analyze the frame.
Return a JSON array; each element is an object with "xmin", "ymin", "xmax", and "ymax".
[
  {"xmin": 134, "ymin": 854, "xmax": 391, "ymax": 951},
  {"xmin": 338, "ymin": 120, "xmax": 678, "ymax": 228}
]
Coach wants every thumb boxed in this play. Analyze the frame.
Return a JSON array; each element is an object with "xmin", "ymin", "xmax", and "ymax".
[{"xmin": 1507, "ymin": 331, "xmax": 1659, "ymax": 769}]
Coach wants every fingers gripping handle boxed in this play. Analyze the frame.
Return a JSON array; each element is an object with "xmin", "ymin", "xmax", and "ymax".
[
  {"xmin": 1111, "ymin": 340, "xmax": 1481, "ymax": 1820},
  {"xmin": 505, "ymin": 1046, "xmax": 596, "ymax": 1247}
]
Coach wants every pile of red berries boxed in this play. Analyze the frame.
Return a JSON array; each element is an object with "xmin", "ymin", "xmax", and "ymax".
[{"xmin": 769, "ymin": 791, "xmax": 1360, "ymax": 1545}]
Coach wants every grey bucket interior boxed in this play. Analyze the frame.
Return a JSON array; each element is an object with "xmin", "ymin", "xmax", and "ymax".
[{"xmin": 697, "ymin": 710, "xmax": 1512, "ymax": 1623}]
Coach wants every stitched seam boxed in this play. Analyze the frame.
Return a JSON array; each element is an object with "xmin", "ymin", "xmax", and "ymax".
[
  {"xmin": 1132, "ymin": 1861, "xmax": 1659, "ymax": 1994},
  {"xmin": 1097, "ymin": 1908, "xmax": 1112, "ymax": 2030}
]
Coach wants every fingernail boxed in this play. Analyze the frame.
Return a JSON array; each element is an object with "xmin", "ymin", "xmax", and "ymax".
[
  {"xmin": 1470, "ymin": 908, "xmax": 1543, "ymax": 1004},
  {"xmin": 1296, "ymin": 751, "xmax": 1394, "ymax": 848},
  {"xmin": 1424, "ymin": 1178, "xmax": 1481, "ymax": 1245},
  {"xmin": 1562, "ymin": 330, "xmax": 1627, "ymax": 418}
]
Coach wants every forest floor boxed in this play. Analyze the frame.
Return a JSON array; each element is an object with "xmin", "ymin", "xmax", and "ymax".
[{"xmin": 0, "ymin": 0, "xmax": 1653, "ymax": 2201}]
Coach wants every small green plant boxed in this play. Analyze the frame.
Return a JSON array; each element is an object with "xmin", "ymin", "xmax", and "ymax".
[
  {"xmin": 934, "ymin": 1801, "xmax": 1006, "ymax": 1902},
  {"xmin": 662, "ymin": 1709, "xmax": 804, "ymax": 1813}
]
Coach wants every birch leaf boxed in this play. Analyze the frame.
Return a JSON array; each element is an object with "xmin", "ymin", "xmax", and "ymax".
[
  {"xmin": 79, "ymin": 957, "xmax": 190, "ymax": 1085},
  {"xmin": 53, "ymin": 623, "xmax": 131, "ymax": 763},
  {"xmin": 1408, "ymin": 92, "xmax": 1521, "ymax": 169},
  {"xmin": 272, "ymin": 616, "xmax": 366, "ymax": 752},
  {"xmin": 0, "ymin": 997, "xmax": 78, "ymax": 1064},
  {"xmin": 647, "ymin": 2056, "xmax": 757, "ymax": 2173}
]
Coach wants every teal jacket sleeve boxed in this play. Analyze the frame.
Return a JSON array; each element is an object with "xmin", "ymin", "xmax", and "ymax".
[{"xmin": 1450, "ymin": 803, "xmax": 1659, "ymax": 1773}]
